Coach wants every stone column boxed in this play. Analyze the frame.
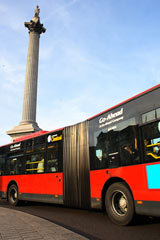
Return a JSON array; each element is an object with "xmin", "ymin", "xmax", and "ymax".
[
  {"xmin": 21, "ymin": 32, "xmax": 40, "ymax": 125},
  {"xmin": 7, "ymin": 6, "xmax": 46, "ymax": 141}
]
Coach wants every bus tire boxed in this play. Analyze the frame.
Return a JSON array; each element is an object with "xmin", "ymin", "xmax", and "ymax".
[
  {"xmin": 8, "ymin": 184, "xmax": 19, "ymax": 207},
  {"xmin": 105, "ymin": 182, "xmax": 134, "ymax": 225}
]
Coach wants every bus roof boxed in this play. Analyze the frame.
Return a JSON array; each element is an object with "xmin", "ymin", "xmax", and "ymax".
[
  {"xmin": 13, "ymin": 127, "xmax": 64, "ymax": 143},
  {"xmin": 13, "ymin": 131, "xmax": 48, "ymax": 142}
]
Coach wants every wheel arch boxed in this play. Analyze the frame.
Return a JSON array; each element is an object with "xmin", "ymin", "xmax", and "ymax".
[
  {"xmin": 101, "ymin": 177, "xmax": 134, "ymax": 211},
  {"xmin": 7, "ymin": 180, "xmax": 19, "ymax": 200}
]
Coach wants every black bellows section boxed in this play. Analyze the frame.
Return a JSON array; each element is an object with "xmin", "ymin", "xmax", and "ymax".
[{"xmin": 63, "ymin": 121, "xmax": 90, "ymax": 209}]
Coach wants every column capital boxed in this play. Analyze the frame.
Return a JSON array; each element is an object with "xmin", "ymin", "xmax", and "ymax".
[{"xmin": 24, "ymin": 5, "xmax": 46, "ymax": 34}]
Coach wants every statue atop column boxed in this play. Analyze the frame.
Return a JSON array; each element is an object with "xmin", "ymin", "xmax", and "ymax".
[
  {"xmin": 34, "ymin": 5, "xmax": 40, "ymax": 19},
  {"xmin": 7, "ymin": 6, "xmax": 46, "ymax": 141},
  {"xmin": 25, "ymin": 5, "xmax": 46, "ymax": 34}
]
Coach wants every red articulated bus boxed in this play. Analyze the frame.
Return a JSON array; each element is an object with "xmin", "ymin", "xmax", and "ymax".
[{"xmin": 1, "ymin": 84, "xmax": 160, "ymax": 225}]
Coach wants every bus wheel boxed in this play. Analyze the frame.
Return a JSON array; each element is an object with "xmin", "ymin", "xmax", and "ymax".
[
  {"xmin": 8, "ymin": 184, "xmax": 19, "ymax": 206},
  {"xmin": 105, "ymin": 182, "xmax": 134, "ymax": 225}
]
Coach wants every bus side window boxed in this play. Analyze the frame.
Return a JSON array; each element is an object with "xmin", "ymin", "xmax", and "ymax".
[
  {"xmin": 10, "ymin": 158, "xmax": 17, "ymax": 174},
  {"xmin": 9, "ymin": 157, "xmax": 24, "ymax": 175},
  {"xmin": 5, "ymin": 157, "xmax": 18, "ymax": 175},
  {"xmin": 93, "ymin": 130, "xmax": 119, "ymax": 169},
  {"xmin": 119, "ymin": 126, "xmax": 140, "ymax": 166},
  {"xmin": 0, "ymin": 154, "xmax": 5, "ymax": 175},
  {"xmin": 91, "ymin": 118, "xmax": 141, "ymax": 169},
  {"xmin": 46, "ymin": 135, "xmax": 64, "ymax": 173},
  {"xmin": 46, "ymin": 133, "xmax": 63, "ymax": 173},
  {"xmin": 142, "ymin": 121, "xmax": 160, "ymax": 163},
  {"xmin": 46, "ymin": 150, "xmax": 58, "ymax": 173},
  {"xmin": 25, "ymin": 153, "xmax": 44, "ymax": 174}
]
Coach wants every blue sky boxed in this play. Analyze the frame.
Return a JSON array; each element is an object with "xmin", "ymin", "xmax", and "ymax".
[{"xmin": 0, "ymin": 0, "xmax": 160, "ymax": 145}]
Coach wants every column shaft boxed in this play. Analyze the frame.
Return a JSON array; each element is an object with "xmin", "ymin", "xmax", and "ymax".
[{"xmin": 21, "ymin": 32, "xmax": 40, "ymax": 124}]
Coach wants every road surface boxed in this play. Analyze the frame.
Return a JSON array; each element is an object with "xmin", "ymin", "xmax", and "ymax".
[{"xmin": 0, "ymin": 200, "xmax": 160, "ymax": 240}]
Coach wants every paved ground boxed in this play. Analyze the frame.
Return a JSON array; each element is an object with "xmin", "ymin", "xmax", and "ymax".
[
  {"xmin": 1, "ymin": 201, "xmax": 160, "ymax": 240},
  {"xmin": 0, "ymin": 207, "xmax": 88, "ymax": 240}
]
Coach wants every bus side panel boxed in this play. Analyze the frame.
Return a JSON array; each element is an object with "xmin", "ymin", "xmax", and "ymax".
[
  {"xmin": 90, "ymin": 163, "xmax": 160, "ymax": 209},
  {"xmin": 0, "ymin": 176, "xmax": 7, "ymax": 198},
  {"xmin": 0, "ymin": 173, "xmax": 63, "ymax": 203}
]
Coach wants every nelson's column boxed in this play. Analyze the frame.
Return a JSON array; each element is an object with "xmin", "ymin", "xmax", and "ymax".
[{"xmin": 7, "ymin": 6, "xmax": 46, "ymax": 141}]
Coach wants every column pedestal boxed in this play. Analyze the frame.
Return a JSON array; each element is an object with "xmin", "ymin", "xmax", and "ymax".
[{"xmin": 7, "ymin": 122, "xmax": 41, "ymax": 141}]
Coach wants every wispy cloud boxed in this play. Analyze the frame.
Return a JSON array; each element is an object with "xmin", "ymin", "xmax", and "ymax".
[
  {"xmin": 0, "ymin": 3, "xmax": 7, "ymax": 13},
  {"xmin": 38, "ymin": 88, "xmax": 119, "ymax": 133},
  {"xmin": 0, "ymin": 56, "xmax": 25, "ymax": 92},
  {"xmin": 43, "ymin": 0, "xmax": 79, "ymax": 27},
  {"xmin": 38, "ymin": 94, "xmax": 92, "ymax": 131},
  {"xmin": 39, "ymin": 46, "xmax": 54, "ymax": 60},
  {"xmin": 0, "ymin": 2, "xmax": 29, "ymax": 32}
]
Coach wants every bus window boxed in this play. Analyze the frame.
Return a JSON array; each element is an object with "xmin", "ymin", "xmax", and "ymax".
[
  {"xmin": 46, "ymin": 141, "xmax": 59, "ymax": 173},
  {"xmin": 46, "ymin": 150, "xmax": 58, "ymax": 172},
  {"xmin": 34, "ymin": 135, "xmax": 46, "ymax": 152},
  {"xmin": 5, "ymin": 155, "xmax": 24, "ymax": 175},
  {"xmin": 142, "ymin": 121, "xmax": 160, "ymax": 162},
  {"xmin": 95, "ymin": 130, "xmax": 119, "ymax": 169},
  {"xmin": 119, "ymin": 125, "xmax": 140, "ymax": 166},
  {"xmin": 10, "ymin": 158, "xmax": 18, "ymax": 174},
  {"xmin": 46, "ymin": 132, "xmax": 63, "ymax": 173},
  {"xmin": 0, "ymin": 154, "xmax": 5, "ymax": 175},
  {"xmin": 25, "ymin": 153, "xmax": 44, "ymax": 174},
  {"xmin": 90, "ymin": 117, "xmax": 140, "ymax": 170},
  {"xmin": 26, "ymin": 139, "xmax": 34, "ymax": 153},
  {"xmin": 142, "ymin": 110, "xmax": 156, "ymax": 124}
]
